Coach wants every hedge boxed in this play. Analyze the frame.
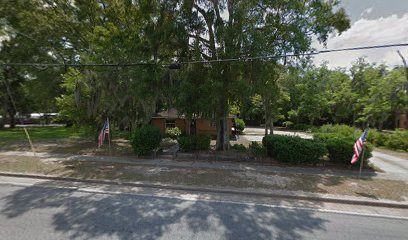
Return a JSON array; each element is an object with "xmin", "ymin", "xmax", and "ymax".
[
  {"xmin": 315, "ymin": 124, "xmax": 361, "ymax": 139},
  {"xmin": 130, "ymin": 125, "xmax": 162, "ymax": 156},
  {"xmin": 178, "ymin": 134, "xmax": 211, "ymax": 152},
  {"xmin": 263, "ymin": 135, "xmax": 327, "ymax": 165},
  {"xmin": 314, "ymin": 133, "xmax": 373, "ymax": 165}
]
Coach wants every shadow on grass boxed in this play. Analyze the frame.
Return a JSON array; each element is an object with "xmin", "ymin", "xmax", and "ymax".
[{"xmin": 0, "ymin": 181, "xmax": 328, "ymax": 239}]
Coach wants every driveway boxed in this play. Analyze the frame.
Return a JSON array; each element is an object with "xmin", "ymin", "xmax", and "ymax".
[
  {"xmin": 241, "ymin": 127, "xmax": 313, "ymax": 142},
  {"xmin": 242, "ymin": 127, "xmax": 408, "ymax": 182},
  {"xmin": 370, "ymin": 151, "xmax": 408, "ymax": 182}
]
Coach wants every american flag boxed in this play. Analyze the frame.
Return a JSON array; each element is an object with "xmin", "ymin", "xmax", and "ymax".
[
  {"xmin": 98, "ymin": 119, "xmax": 110, "ymax": 147},
  {"xmin": 351, "ymin": 129, "xmax": 369, "ymax": 164}
]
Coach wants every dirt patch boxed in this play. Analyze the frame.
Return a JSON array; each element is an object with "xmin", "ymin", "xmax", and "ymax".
[{"xmin": 0, "ymin": 155, "xmax": 407, "ymax": 201}]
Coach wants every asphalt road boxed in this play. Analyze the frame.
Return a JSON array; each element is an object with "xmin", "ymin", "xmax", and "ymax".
[{"xmin": 0, "ymin": 181, "xmax": 407, "ymax": 240}]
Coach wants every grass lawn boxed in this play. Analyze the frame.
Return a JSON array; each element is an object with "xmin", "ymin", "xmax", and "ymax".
[{"xmin": 0, "ymin": 126, "xmax": 90, "ymax": 142}]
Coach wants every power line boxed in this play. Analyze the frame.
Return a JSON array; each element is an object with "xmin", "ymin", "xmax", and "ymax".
[{"xmin": 1, "ymin": 43, "xmax": 408, "ymax": 68}]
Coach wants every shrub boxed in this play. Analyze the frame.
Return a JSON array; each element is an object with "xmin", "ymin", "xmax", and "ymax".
[
  {"xmin": 178, "ymin": 136, "xmax": 195, "ymax": 152},
  {"xmin": 166, "ymin": 127, "xmax": 182, "ymax": 139},
  {"xmin": 178, "ymin": 134, "xmax": 211, "ymax": 152},
  {"xmin": 367, "ymin": 130, "xmax": 389, "ymax": 147},
  {"xmin": 130, "ymin": 125, "xmax": 162, "ymax": 156},
  {"xmin": 231, "ymin": 143, "xmax": 247, "ymax": 152},
  {"xmin": 160, "ymin": 137, "xmax": 178, "ymax": 148},
  {"xmin": 249, "ymin": 142, "xmax": 266, "ymax": 158},
  {"xmin": 165, "ymin": 127, "xmax": 182, "ymax": 139},
  {"xmin": 235, "ymin": 118, "xmax": 245, "ymax": 133},
  {"xmin": 315, "ymin": 133, "xmax": 373, "ymax": 165},
  {"xmin": 195, "ymin": 134, "xmax": 211, "ymax": 150},
  {"xmin": 317, "ymin": 124, "xmax": 361, "ymax": 138},
  {"xmin": 263, "ymin": 135, "xmax": 327, "ymax": 165},
  {"xmin": 282, "ymin": 121, "xmax": 294, "ymax": 129},
  {"xmin": 292, "ymin": 123, "xmax": 314, "ymax": 132},
  {"xmin": 385, "ymin": 130, "xmax": 408, "ymax": 151}
]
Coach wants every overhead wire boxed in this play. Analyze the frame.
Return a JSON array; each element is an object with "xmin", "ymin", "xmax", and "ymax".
[{"xmin": 1, "ymin": 43, "xmax": 407, "ymax": 68}]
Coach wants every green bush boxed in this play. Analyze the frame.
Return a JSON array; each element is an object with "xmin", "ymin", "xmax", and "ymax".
[
  {"xmin": 178, "ymin": 134, "xmax": 211, "ymax": 152},
  {"xmin": 231, "ymin": 143, "xmax": 247, "ymax": 152},
  {"xmin": 282, "ymin": 121, "xmax": 294, "ymax": 129},
  {"xmin": 195, "ymin": 134, "xmax": 211, "ymax": 150},
  {"xmin": 314, "ymin": 133, "xmax": 373, "ymax": 165},
  {"xmin": 385, "ymin": 130, "xmax": 408, "ymax": 151},
  {"xmin": 249, "ymin": 141, "xmax": 266, "ymax": 158},
  {"xmin": 292, "ymin": 123, "xmax": 314, "ymax": 132},
  {"xmin": 317, "ymin": 124, "xmax": 361, "ymax": 138},
  {"xmin": 130, "ymin": 125, "xmax": 162, "ymax": 156},
  {"xmin": 263, "ymin": 135, "xmax": 327, "ymax": 165},
  {"xmin": 165, "ymin": 127, "xmax": 182, "ymax": 139},
  {"xmin": 367, "ymin": 130, "xmax": 389, "ymax": 147},
  {"xmin": 235, "ymin": 118, "xmax": 245, "ymax": 133},
  {"xmin": 178, "ymin": 136, "xmax": 195, "ymax": 152}
]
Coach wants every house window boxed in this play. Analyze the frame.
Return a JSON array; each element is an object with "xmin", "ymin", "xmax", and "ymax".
[
  {"xmin": 165, "ymin": 120, "xmax": 176, "ymax": 129},
  {"xmin": 210, "ymin": 119, "xmax": 217, "ymax": 127}
]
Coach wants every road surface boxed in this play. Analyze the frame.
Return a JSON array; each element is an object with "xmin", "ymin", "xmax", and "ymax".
[{"xmin": 0, "ymin": 177, "xmax": 407, "ymax": 240}]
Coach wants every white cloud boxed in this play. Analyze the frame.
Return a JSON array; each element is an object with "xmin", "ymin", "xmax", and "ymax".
[{"xmin": 313, "ymin": 13, "xmax": 408, "ymax": 69}]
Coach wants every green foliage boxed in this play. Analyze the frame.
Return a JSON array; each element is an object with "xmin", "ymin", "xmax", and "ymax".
[
  {"xmin": 249, "ymin": 142, "xmax": 266, "ymax": 158},
  {"xmin": 130, "ymin": 125, "xmax": 162, "ymax": 156},
  {"xmin": 231, "ymin": 144, "xmax": 247, "ymax": 153},
  {"xmin": 367, "ymin": 129, "xmax": 408, "ymax": 151},
  {"xmin": 178, "ymin": 134, "xmax": 211, "ymax": 152},
  {"xmin": 282, "ymin": 121, "xmax": 294, "ymax": 129},
  {"xmin": 314, "ymin": 133, "xmax": 373, "ymax": 165},
  {"xmin": 195, "ymin": 134, "xmax": 211, "ymax": 151},
  {"xmin": 317, "ymin": 124, "xmax": 361, "ymax": 138},
  {"xmin": 292, "ymin": 124, "xmax": 314, "ymax": 132},
  {"xmin": 165, "ymin": 127, "xmax": 182, "ymax": 140},
  {"xmin": 367, "ymin": 130, "xmax": 390, "ymax": 147},
  {"xmin": 263, "ymin": 135, "xmax": 327, "ymax": 164},
  {"xmin": 235, "ymin": 118, "xmax": 245, "ymax": 133},
  {"xmin": 178, "ymin": 136, "xmax": 195, "ymax": 152},
  {"xmin": 0, "ymin": 126, "xmax": 89, "ymax": 141},
  {"xmin": 56, "ymin": 68, "xmax": 90, "ymax": 126},
  {"xmin": 160, "ymin": 137, "xmax": 177, "ymax": 148},
  {"xmin": 385, "ymin": 130, "xmax": 408, "ymax": 151}
]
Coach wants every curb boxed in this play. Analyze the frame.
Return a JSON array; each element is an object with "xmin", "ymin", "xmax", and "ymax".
[{"xmin": 1, "ymin": 171, "xmax": 408, "ymax": 209}]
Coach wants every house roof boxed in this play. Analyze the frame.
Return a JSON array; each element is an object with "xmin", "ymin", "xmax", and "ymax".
[
  {"xmin": 152, "ymin": 108, "xmax": 236, "ymax": 119},
  {"xmin": 152, "ymin": 108, "xmax": 183, "ymax": 119}
]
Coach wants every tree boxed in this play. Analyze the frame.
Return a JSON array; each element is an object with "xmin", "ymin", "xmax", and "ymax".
[{"xmin": 185, "ymin": 0, "xmax": 349, "ymax": 150}]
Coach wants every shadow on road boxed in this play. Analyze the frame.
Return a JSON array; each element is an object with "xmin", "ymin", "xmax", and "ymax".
[{"xmin": 0, "ymin": 182, "xmax": 328, "ymax": 239}]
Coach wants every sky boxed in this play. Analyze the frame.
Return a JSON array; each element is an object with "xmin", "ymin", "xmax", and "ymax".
[{"xmin": 312, "ymin": 0, "xmax": 408, "ymax": 69}]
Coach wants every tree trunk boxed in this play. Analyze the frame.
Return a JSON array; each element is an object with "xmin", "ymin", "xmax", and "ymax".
[
  {"xmin": 264, "ymin": 122, "xmax": 268, "ymax": 137},
  {"xmin": 9, "ymin": 111, "xmax": 15, "ymax": 128},
  {"xmin": 216, "ymin": 97, "xmax": 230, "ymax": 151},
  {"xmin": 269, "ymin": 118, "xmax": 274, "ymax": 135},
  {"xmin": 395, "ymin": 112, "xmax": 399, "ymax": 129}
]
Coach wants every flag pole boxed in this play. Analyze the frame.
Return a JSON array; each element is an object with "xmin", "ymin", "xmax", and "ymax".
[
  {"xmin": 358, "ymin": 143, "xmax": 366, "ymax": 179},
  {"xmin": 107, "ymin": 117, "xmax": 111, "ymax": 156}
]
